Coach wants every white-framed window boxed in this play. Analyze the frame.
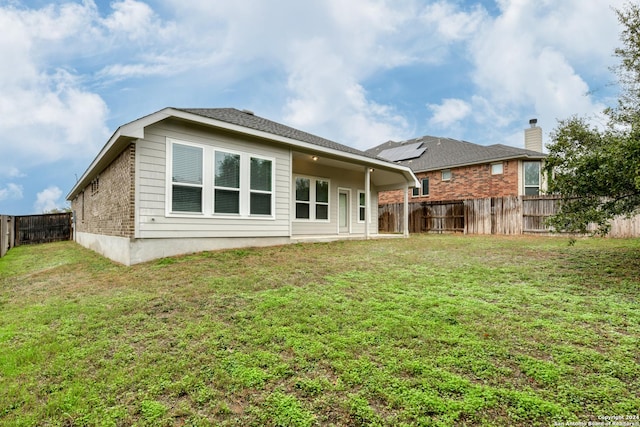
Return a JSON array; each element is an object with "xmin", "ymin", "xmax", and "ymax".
[
  {"xmin": 295, "ymin": 176, "xmax": 330, "ymax": 221},
  {"xmin": 214, "ymin": 151, "xmax": 240, "ymax": 214},
  {"xmin": 250, "ymin": 157, "xmax": 273, "ymax": 216},
  {"xmin": 412, "ymin": 178, "xmax": 429, "ymax": 197},
  {"xmin": 491, "ymin": 162, "xmax": 504, "ymax": 175},
  {"xmin": 358, "ymin": 191, "xmax": 366, "ymax": 222},
  {"xmin": 441, "ymin": 169, "xmax": 451, "ymax": 181},
  {"xmin": 167, "ymin": 138, "xmax": 274, "ymax": 218},
  {"xmin": 524, "ymin": 161, "xmax": 541, "ymax": 195},
  {"xmin": 171, "ymin": 142, "xmax": 204, "ymax": 213}
]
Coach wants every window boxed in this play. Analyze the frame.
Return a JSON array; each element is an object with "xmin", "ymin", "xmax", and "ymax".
[
  {"xmin": 316, "ymin": 180, "xmax": 329, "ymax": 220},
  {"xmin": 491, "ymin": 162, "xmax": 503, "ymax": 175},
  {"xmin": 411, "ymin": 178, "xmax": 429, "ymax": 197},
  {"xmin": 214, "ymin": 151, "xmax": 240, "ymax": 214},
  {"xmin": 524, "ymin": 161, "xmax": 541, "ymax": 195},
  {"xmin": 295, "ymin": 178, "xmax": 310, "ymax": 219},
  {"xmin": 358, "ymin": 191, "xmax": 366, "ymax": 222},
  {"xmin": 441, "ymin": 170, "xmax": 451, "ymax": 181},
  {"xmin": 250, "ymin": 157, "xmax": 272, "ymax": 215},
  {"xmin": 295, "ymin": 176, "xmax": 330, "ymax": 221},
  {"xmin": 421, "ymin": 178, "xmax": 429, "ymax": 196},
  {"xmin": 167, "ymin": 139, "xmax": 274, "ymax": 218},
  {"xmin": 172, "ymin": 143, "xmax": 203, "ymax": 213},
  {"xmin": 90, "ymin": 176, "xmax": 100, "ymax": 195}
]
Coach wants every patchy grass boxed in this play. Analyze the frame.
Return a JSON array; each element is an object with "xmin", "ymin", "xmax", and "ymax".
[{"xmin": 0, "ymin": 235, "xmax": 638, "ymax": 426}]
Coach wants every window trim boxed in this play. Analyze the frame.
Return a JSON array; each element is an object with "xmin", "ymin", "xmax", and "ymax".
[
  {"xmin": 293, "ymin": 175, "xmax": 331, "ymax": 222},
  {"xmin": 491, "ymin": 162, "xmax": 504, "ymax": 175},
  {"xmin": 357, "ymin": 190, "xmax": 366, "ymax": 223},
  {"xmin": 166, "ymin": 138, "xmax": 275, "ymax": 219},
  {"xmin": 441, "ymin": 169, "xmax": 451, "ymax": 181},
  {"xmin": 168, "ymin": 140, "xmax": 205, "ymax": 215},
  {"xmin": 421, "ymin": 178, "xmax": 429, "ymax": 196},
  {"xmin": 213, "ymin": 150, "xmax": 241, "ymax": 215},
  {"xmin": 249, "ymin": 156, "xmax": 274, "ymax": 216},
  {"xmin": 411, "ymin": 178, "xmax": 429, "ymax": 198},
  {"xmin": 523, "ymin": 161, "xmax": 541, "ymax": 196}
]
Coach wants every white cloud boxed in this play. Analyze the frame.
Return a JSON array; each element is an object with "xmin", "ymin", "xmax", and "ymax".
[
  {"xmin": 0, "ymin": 183, "xmax": 23, "ymax": 202},
  {"xmin": 428, "ymin": 98, "xmax": 472, "ymax": 127},
  {"xmin": 0, "ymin": 3, "xmax": 110, "ymax": 174},
  {"xmin": 450, "ymin": 0, "xmax": 627, "ymax": 145},
  {"xmin": 420, "ymin": 1, "xmax": 487, "ymax": 42},
  {"xmin": 34, "ymin": 186, "xmax": 63, "ymax": 213},
  {"xmin": 102, "ymin": 0, "xmax": 161, "ymax": 41}
]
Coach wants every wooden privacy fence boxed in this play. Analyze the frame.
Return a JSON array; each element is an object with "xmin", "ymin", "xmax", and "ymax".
[
  {"xmin": 0, "ymin": 213, "xmax": 72, "ymax": 258},
  {"xmin": 379, "ymin": 196, "xmax": 640, "ymax": 237},
  {"xmin": 0, "ymin": 215, "xmax": 14, "ymax": 258}
]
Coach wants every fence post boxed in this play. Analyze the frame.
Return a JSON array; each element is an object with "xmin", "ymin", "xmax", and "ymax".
[{"xmin": 0, "ymin": 215, "xmax": 6, "ymax": 258}]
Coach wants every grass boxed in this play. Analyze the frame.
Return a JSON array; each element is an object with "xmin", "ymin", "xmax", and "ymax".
[{"xmin": 0, "ymin": 235, "xmax": 638, "ymax": 426}]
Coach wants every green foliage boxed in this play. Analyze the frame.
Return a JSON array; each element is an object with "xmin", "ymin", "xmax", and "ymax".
[
  {"xmin": 261, "ymin": 392, "xmax": 315, "ymax": 427},
  {"xmin": 140, "ymin": 400, "xmax": 168, "ymax": 425},
  {"xmin": 613, "ymin": 3, "xmax": 640, "ymax": 123},
  {"xmin": 544, "ymin": 116, "xmax": 640, "ymax": 234},
  {"xmin": 544, "ymin": 3, "xmax": 640, "ymax": 234}
]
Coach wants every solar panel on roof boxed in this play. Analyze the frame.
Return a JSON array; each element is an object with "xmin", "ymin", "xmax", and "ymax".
[{"xmin": 377, "ymin": 142, "xmax": 426, "ymax": 162}]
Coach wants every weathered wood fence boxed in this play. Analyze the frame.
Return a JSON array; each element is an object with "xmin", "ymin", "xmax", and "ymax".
[
  {"xmin": 0, "ymin": 212, "xmax": 73, "ymax": 258},
  {"xmin": 0, "ymin": 215, "xmax": 14, "ymax": 258},
  {"xmin": 379, "ymin": 196, "xmax": 640, "ymax": 237}
]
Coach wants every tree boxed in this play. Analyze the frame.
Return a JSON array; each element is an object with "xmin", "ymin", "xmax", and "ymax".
[{"xmin": 544, "ymin": 3, "xmax": 640, "ymax": 235}]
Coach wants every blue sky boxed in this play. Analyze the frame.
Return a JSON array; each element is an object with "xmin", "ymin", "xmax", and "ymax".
[{"xmin": 0, "ymin": 0, "xmax": 627, "ymax": 215}]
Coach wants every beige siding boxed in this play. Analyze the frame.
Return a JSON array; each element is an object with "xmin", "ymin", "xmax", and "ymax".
[
  {"xmin": 135, "ymin": 119, "xmax": 291, "ymax": 239},
  {"xmin": 291, "ymin": 161, "xmax": 378, "ymax": 236}
]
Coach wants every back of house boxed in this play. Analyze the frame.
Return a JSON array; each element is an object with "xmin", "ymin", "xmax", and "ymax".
[{"xmin": 67, "ymin": 108, "xmax": 418, "ymax": 265}]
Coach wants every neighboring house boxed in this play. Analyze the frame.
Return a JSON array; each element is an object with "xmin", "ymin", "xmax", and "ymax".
[
  {"xmin": 66, "ymin": 107, "xmax": 419, "ymax": 265},
  {"xmin": 367, "ymin": 120, "xmax": 547, "ymax": 204}
]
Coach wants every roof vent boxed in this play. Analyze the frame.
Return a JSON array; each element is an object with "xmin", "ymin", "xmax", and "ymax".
[{"xmin": 241, "ymin": 109, "xmax": 255, "ymax": 115}]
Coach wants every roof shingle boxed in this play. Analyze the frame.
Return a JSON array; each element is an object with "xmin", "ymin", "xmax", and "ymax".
[
  {"xmin": 177, "ymin": 108, "xmax": 376, "ymax": 159},
  {"xmin": 366, "ymin": 135, "xmax": 545, "ymax": 172}
]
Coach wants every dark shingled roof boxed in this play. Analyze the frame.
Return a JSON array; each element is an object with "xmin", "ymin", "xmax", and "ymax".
[
  {"xmin": 365, "ymin": 135, "xmax": 546, "ymax": 172},
  {"xmin": 177, "ymin": 108, "xmax": 377, "ymax": 159}
]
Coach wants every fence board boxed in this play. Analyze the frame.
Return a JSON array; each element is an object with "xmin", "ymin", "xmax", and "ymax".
[
  {"xmin": 14, "ymin": 213, "xmax": 72, "ymax": 246},
  {"xmin": 380, "ymin": 196, "xmax": 640, "ymax": 237}
]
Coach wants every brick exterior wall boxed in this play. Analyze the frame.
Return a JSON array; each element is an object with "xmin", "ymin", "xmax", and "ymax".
[
  {"xmin": 379, "ymin": 160, "xmax": 520, "ymax": 204},
  {"xmin": 71, "ymin": 144, "xmax": 136, "ymax": 238}
]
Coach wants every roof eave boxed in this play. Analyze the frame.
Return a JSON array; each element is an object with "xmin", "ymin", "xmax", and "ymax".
[
  {"xmin": 67, "ymin": 107, "xmax": 418, "ymax": 200},
  {"xmin": 407, "ymin": 153, "xmax": 547, "ymax": 173}
]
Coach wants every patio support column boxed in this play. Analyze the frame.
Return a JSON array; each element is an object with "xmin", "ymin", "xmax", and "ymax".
[
  {"xmin": 364, "ymin": 166, "xmax": 371, "ymax": 239},
  {"xmin": 404, "ymin": 184, "xmax": 410, "ymax": 237}
]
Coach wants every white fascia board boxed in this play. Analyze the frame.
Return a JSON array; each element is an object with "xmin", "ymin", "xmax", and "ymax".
[{"xmin": 66, "ymin": 109, "xmax": 174, "ymax": 200}]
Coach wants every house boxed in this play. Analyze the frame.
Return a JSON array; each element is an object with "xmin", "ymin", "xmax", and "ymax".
[
  {"xmin": 367, "ymin": 120, "xmax": 547, "ymax": 204},
  {"xmin": 66, "ymin": 108, "xmax": 419, "ymax": 265}
]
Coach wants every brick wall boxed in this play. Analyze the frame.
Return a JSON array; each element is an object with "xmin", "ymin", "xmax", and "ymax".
[
  {"xmin": 379, "ymin": 160, "xmax": 520, "ymax": 204},
  {"xmin": 71, "ymin": 144, "xmax": 136, "ymax": 238}
]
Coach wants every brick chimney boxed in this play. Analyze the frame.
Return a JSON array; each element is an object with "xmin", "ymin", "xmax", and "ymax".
[{"xmin": 524, "ymin": 118, "xmax": 543, "ymax": 152}]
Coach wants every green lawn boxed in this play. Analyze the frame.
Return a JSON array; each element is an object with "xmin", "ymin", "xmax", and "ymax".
[{"xmin": 0, "ymin": 235, "xmax": 638, "ymax": 426}]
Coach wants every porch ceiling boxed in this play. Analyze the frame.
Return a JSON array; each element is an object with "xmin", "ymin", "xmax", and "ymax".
[{"xmin": 292, "ymin": 151, "xmax": 412, "ymax": 189}]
